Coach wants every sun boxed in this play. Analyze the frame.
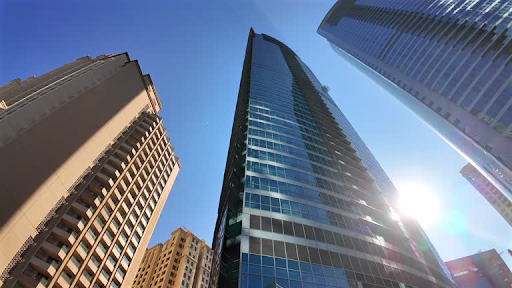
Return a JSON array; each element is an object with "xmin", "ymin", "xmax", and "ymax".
[{"xmin": 396, "ymin": 182, "xmax": 440, "ymax": 227}]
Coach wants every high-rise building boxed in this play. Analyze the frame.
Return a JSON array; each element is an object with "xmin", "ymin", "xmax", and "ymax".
[
  {"xmin": 461, "ymin": 163, "xmax": 512, "ymax": 226},
  {"xmin": 318, "ymin": 0, "xmax": 512, "ymax": 209},
  {"xmin": 132, "ymin": 227, "xmax": 213, "ymax": 288},
  {"xmin": 445, "ymin": 249, "xmax": 512, "ymax": 288},
  {"xmin": 0, "ymin": 53, "xmax": 180, "ymax": 288},
  {"xmin": 209, "ymin": 29, "xmax": 455, "ymax": 288}
]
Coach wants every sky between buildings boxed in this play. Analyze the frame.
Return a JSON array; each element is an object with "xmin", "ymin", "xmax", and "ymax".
[{"xmin": 1, "ymin": 0, "xmax": 510, "ymax": 268}]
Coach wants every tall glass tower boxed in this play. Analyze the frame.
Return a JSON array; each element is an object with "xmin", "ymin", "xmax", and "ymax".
[
  {"xmin": 210, "ymin": 29, "xmax": 455, "ymax": 288},
  {"xmin": 318, "ymin": 0, "xmax": 512, "ymax": 207}
]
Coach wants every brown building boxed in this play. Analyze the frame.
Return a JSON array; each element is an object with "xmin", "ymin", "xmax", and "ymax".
[
  {"xmin": 133, "ymin": 228, "xmax": 213, "ymax": 288},
  {"xmin": 0, "ymin": 53, "xmax": 180, "ymax": 287},
  {"xmin": 461, "ymin": 164, "xmax": 512, "ymax": 226},
  {"xmin": 445, "ymin": 249, "xmax": 512, "ymax": 288}
]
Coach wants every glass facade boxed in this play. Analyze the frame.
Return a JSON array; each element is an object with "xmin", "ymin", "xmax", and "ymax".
[
  {"xmin": 210, "ymin": 29, "xmax": 455, "ymax": 288},
  {"xmin": 318, "ymin": 0, "xmax": 512, "ymax": 205}
]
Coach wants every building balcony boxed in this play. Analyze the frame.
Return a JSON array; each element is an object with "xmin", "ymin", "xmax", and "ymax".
[
  {"xmin": 62, "ymin": 214, "xmax": 86, "ymax": 231},
  {"xmin": 109, "ymin": 157, "xmax": 127, "ymax": 171},
  {"xmin": 55, "ymin": 273, "xmax": 72, "ymax": 288},
  {"xmin": 88, "ymin": 180, "xmax": 109, "ymax": 197},
  {"xmin": 17, "ymin": 273, "xmax": 48, "ymax": 288},
  {"xmin": 96, "ymin": 172, "xmax": 115, "ymax": 188},
  {"xmin": 41, "ymin": 241, "xmax": 68, "ymax": 260},
  {"xmin": 30, "ymin": 257, "xmax": 59, "ymax": 277},
  {"xmin": 71, "ymin": 202, "xmax": 94, "ymax": 219},
  {"xmin": 52, "ymin": 226, "xmax": 78, "ymax": 245}
]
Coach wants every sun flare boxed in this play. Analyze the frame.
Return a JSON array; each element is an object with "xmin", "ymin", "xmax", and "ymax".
[{"xmin": 396, "ymin": 182, "xmax": 440, "ymax": 227}]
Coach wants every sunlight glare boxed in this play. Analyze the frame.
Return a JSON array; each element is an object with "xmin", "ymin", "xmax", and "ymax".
[{"xmin": 396, "ymin": 182, "xmax": 440, "ymax": 227}]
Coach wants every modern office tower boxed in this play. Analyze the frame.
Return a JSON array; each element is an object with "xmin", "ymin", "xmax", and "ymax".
[
  {"xmin": 209, "ymin": 28, "xmax": 455, "ymax": 288},
  {"xmin": 461, "ymin": 163, "xmax": 512, "ymax": 226},
  {"xmin": 0, "ymin": 53, "xmax": 180, "ymax": 288},
  {"xmin": 132, "ymin": 227, "xmax": 213, "ymax": 288},
  {"xmin": 445, "ymin": 249, "xmax": 512, "ymax": 288},
  {"xmin": 318, "ymin": 0, "xmax": 512, "ymax": 208}
]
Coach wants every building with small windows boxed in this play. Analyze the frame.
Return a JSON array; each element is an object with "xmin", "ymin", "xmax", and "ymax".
[
  {"xmin": 133, "ymin": 228, "xmax": 213, "ymax": 288},
  {"xmin": 445, "ymin": 249, "xmax": 512, "ymax": 288},
  {"xmin": 0, "ymin": 53, "xmax": 180, "ymax": 287},
  {"xmin": 461, "ymin": 163, "xmax": 512, "ymax": 226},
  {"xmin": 318, "ymin": 0, "xmax": 512, "ymax": 215}
]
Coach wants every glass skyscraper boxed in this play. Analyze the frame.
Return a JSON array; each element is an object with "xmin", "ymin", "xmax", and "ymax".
[
  {"xmin": 209, "ymin": 29, "xmax": 455, "ymax": 288},
  {"xmin": 318, "ymin": 0, "xmax": 512, "ymax": 207}
]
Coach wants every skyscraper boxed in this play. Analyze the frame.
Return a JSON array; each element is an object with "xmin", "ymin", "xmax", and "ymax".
[
  {"xmin": 445, "ymin": 249, "xmax": 512, "ymax": 288},
  {"xmin": 0, "ymin": 53, "xmax": 180, "ymax": 287},
  {"xmin": 210, "ymin": 29, "xmax": 455, "ymax": 288},
  {"xmin": 318, "ymin": 0, "xmax": 512, "ymax": 209},
  {"xmin": 132, "ymin": 227, "xmax": 213, "ymax": 288},
  {"xmin": 460, "ymin": 163, "xmax": 512, "ymax": 226}
]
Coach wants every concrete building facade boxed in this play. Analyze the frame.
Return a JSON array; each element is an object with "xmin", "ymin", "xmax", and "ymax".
[
  {"xmin": 0, "ymin": 53, "xmax": 180, "ymax": 287},
  {"xmin": 461, "ymin": 163, "xmax": 512, "ymax": 226},
  {"xmin": 132, "ymin": 228, "xmax": 213, "ymax": 288},
  {"xmin": 209, "ymin": 29, "xmax": 455, "ymax": 288},
  {"xmin": 318, "ymin": 0, "xmax": 512, "ymax": 209}
]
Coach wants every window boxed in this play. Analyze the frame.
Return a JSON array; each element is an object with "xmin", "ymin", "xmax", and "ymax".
[
  {"xmin": 83, "ymin": 270, "xmax": 92, "ymax": 282},
  {"xmin": 61, "ymin": 272, "xmax": 72, "ymax": 284},
  {"xmin": 114, "ymin": 243, "xmax": 123, "ymax": 254},
  {"xmin": 123, "ymin": 255, "xmax": 131, "ymax": 266},
  {"xmin": 91, "ymin": 255, "xmax": 100, "ymax": 267},
  {"xmin": 88, "ymin": 228, "xmax": 97, "ymax": 240},
  {"xmin": 117, "ymin": 268, "xmax": 126, "ymax": 279},
  {"xmin": 105, "ymin": 230, "xmax": 114, "ymax": 241},
  {"xmin": 101, "ymin": 269, "xmax": 110, "ymax": 281},
  {"xmin": 79, "ymin": 242, "xmax": 90, "ymax": 254},
  {"xmin": 108, "ymin": 256, "xmax": 116, "ymax": 266},
  {"xmin": 70, "ymin": 255, "xmax": 82, "ymax": 268},
  {"xmin": 98, "ymin": 242, "xmax": 108, "ymax": 254}
]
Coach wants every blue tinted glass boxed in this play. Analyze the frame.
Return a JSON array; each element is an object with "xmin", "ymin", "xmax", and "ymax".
[
  {"xmin": 262, "ymin": 256, "xmax": 274, "ymax": 267},
  {"xmin": 241, "ymin": 273, "xmax": 248, "ymax": 288},
  {"xmin": 325, "ymin": 276, "xmax": 337, "ymax": 285},
  {"xmin": 248, "ymin": 274, "xmax": 261, "ymax": 288},
  {"xmin": 262, "ymin": 266, "xmax": 275, "ymax": 277},
  {"xmin": 276, "ymin": 278, "xmax": 290, "ymax": 288},
  {"xmin": 249, "ymin": 254, "xmax": 261, "ymax": 265},
  {"xmin": 288, "ymin": 260, "xmax": 300, "ymax": 270},
  {"xmin": 275, "ymin": 258, "xmax": 287, "ymax": 268},
  {"xmin": 334, "ymin": 268, "xmax": 346, "ymax": 279},
  {"xmin": 276, "ymin": 268, "xmax": 288, "ymax": 279},
  {"xmin": 303, "ymin": 283, "xmax": 315, "ymax": 288},
  {"xmin": 314, "ymin": 274, "xmax": 326, "ymax": 284},
  {"xmin": 312, "ymin": 264, "xmax": 324, "ymax": 275},
  {"xmin": 290, "ymin": 280, "xmax": 303, "ymax": 288},
  {"xmin": 336, "ymin": 277, "xmax": 349, "ymax": 287},
  {"xmin": 302, "ymin": 272, "xmax": 314, "ymax": 282},
  {"xmin": 242, "ymin": 253, "xmax": 248, "ymax": 263},
  {"xmin": 262, "ymin": 276, "xmax": 276, "ymax": 287},
  {"xmin": 289, "ymin": 270, "xmax": 301, "ymax": 280},
  {"xmin": 323, "ymin": 266, "xmax": 334, "ymax": 276},
  {"xmin": 251, "ymin": 194, "xmax": 260, "ymax": 204},
  {"xmin": 300, "ymin": 262, "xmax": 312, "ymax": 273},
  {"xmin": 241, "ymin": 263, "xmax": 248, "ymax": 273},
  {"xmin": 261, "ymin": 195, "xmax": 270, "ymax": 205},
  {"xmin": 249, "ymin": 264, "xmax": 261, "ymax": 275},
  {"xmin": 271, "ymin": 198, "xmax": 280, "ymax": 207}
]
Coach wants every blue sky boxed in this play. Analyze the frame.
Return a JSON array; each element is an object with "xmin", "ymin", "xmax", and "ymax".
[{"xmin": 1, "ymin": 0, "xmax": 510, "ymax": 269}]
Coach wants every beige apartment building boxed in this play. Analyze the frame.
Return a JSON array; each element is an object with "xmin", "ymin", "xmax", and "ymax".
[
  {"xmin": 0, "ymin": 53, "xmax": 180, "ymax": 287},
  {"xmin": 133, "ymin": 228, "xmax": 213, "ymax": 288}
]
